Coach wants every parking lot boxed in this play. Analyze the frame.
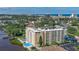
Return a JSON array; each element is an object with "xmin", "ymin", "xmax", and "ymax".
[{"xmin": 60, "ymin": 43, "xmax": 79, "ymax": 51}]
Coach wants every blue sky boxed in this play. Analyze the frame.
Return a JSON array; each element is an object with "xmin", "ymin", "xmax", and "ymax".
[{"xmin": 0, "ymin": 7, "xmax": 79, "ymax": 14}]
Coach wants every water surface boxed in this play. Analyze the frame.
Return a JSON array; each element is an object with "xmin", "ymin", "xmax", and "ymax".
[{"xmin": 0, "ymin": 30, "xmax": 25, "ymax": 51}]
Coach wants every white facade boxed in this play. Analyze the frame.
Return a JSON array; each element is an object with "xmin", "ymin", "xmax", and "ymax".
[{"xmin": 26, "ymin": 27, "xmax": 67, "ymax": 46}]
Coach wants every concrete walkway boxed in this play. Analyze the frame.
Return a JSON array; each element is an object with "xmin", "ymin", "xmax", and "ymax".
[{"xmin": 17, "ymin": 38, "xmax": 25, "ymax": 43}]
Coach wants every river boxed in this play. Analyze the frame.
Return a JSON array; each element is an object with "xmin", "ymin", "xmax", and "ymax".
[{"xmin": 0, "ymin": 30, "xmax": 25, "ymax": 51}]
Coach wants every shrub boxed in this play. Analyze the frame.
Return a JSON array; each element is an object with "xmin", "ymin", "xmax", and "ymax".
[
  {"xmin": 75, "ymin": 46, "xmax": 79, "ymax": 50},
  {"xmin": 31, "ymin": 47, "xmax": 38, "ymax": 51},
  {"xmin": 51, "ymin": 41, "xmax": 59, "ymax": 45},
  {"xmin": 24, "ymin": 48, "xmax": 29, "ymax": 51},
  {"xmin": 64, "ymin": 40, "xmax": 70, "ymax": 43}
]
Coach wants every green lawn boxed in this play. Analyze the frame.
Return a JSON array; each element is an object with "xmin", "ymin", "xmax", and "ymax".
[{"xmin": 10, "ymin": 38, "xmax": 23, "ymax": 46}]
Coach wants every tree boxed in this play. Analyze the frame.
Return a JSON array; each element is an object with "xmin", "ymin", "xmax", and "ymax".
[
  {"xmin": 67, "ymin": 26, "xmax": 77, "ymax": 35},
  {"xmin": 71, "ymin": 20, "xmax": 79, "ymax": 26},
  {"xmin": 39, "ymin": 36, "xmax": 43, "ymax": 47},
  {"xmin": 48, "ymin": 20, "xmax": 55, "ymax": 26},
  {"xmin": 75, "ymin": 31, "xmax": 79, "ymax": 36}
]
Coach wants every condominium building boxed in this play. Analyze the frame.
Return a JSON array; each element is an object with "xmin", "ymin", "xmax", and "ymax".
[{"xmin": 26, "ymin": 27, "xmax": 66, "ymax": 47}]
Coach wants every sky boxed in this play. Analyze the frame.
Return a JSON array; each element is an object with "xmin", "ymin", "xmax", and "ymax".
[{"xmin": 0, "ymin": 7, "xmax": 79, "ymax": 14}]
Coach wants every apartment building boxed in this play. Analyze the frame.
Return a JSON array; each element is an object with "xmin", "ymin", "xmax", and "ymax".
[{"xmin": 26, "ymin": 26, "xmax": 67, "ymax": 47}]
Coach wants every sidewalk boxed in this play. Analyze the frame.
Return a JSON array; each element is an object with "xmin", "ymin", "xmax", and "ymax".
[{"xmin": 40, "ymin": 45, "xmax": 66, "ymax": 51}]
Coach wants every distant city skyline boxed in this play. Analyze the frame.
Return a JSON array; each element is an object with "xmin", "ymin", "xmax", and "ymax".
[{"xmin": 0, "ymin": 7, "xmax": 79, "ymax": 14}]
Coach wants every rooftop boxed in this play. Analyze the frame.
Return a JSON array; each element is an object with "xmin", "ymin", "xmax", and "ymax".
[{"xmin": 27, "ymin": 26, "xmax": 66, "ymax": 32}]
